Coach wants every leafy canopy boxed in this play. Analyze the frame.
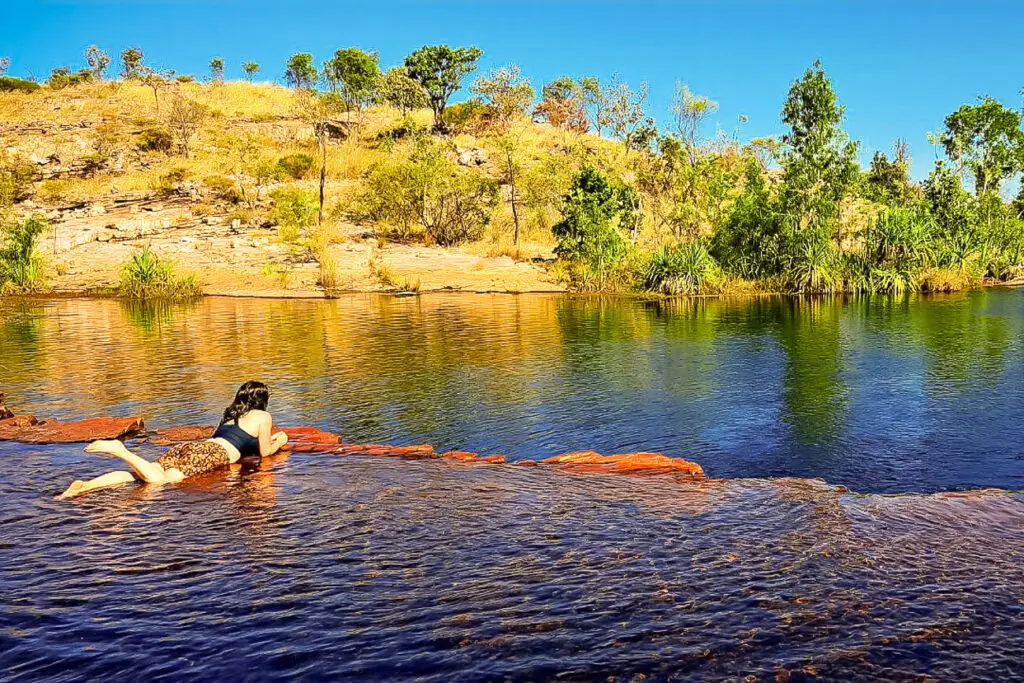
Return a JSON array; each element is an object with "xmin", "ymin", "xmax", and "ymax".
[
  {"xmin": 285, "ymin": 53, "xmax": 318, "ymax": 90},
  {"xmin": 942, "ymin": 96, "xmax": 1024, "ymax": 195},
  {"xmin": 403, "ymin": 44, "xmax": 483, "ymax": 126},
  {"xmin": 324, "ymin": 48, "xmax": 380, "ymax": 110}
]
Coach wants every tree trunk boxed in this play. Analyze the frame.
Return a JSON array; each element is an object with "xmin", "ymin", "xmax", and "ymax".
[
  {"xmin": 507, "ymin": 150, "xmax": 520, "ymax": 246},
  {"xmin": 318, "ymin": 133, "xmax": 326, "ymax": 225}
]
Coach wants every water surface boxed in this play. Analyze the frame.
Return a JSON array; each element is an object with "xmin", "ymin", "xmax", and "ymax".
[{"xmin": 2, "ymin": 292, "xmax": 1024, "ymax": 681}]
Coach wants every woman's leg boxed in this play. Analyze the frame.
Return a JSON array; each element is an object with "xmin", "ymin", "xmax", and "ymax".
[
  {"xmin": 59, "ymin": 471, "xmax": 136, "ymax": 498},
  {"xmin": 84, "ymin": 440, "xmax": 168, "ymax": 483}
]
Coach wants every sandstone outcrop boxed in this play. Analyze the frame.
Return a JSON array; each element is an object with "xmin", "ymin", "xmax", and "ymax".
[
  {"xmin": 146, "ymin": 425, "xmax": 216, "ymax": 445},
  {"xmin": 541, "ymin": 451, "xmax": 705, "ymax": 478},
  {"xmin": 0, "ymin": 416, "xmax": 145, "ymax": 443},
  {"xmin": 0, "ymin": 410, "xmax": 707, "ymax": 481}
]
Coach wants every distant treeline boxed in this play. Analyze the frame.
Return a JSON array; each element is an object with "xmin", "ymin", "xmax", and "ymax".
[{"xmin": 3, "ymin": 44, "xmax": 1024, "ymax": 296}]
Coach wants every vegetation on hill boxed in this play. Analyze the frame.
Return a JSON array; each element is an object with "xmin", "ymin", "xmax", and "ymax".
[{"xmin": 2, "ymin": 44, "xmax": 1024, "ymax": 296}]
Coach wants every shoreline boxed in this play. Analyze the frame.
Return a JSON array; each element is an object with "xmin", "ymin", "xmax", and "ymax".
[{"xmin": 4, "ymin": 278, "xmax": 1021, "ymax": 302}]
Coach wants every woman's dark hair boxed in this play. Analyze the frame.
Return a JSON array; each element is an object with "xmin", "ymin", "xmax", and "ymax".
[{"xmin": 221, "ymin": 381, "xmax": 270, "ymax": 425}]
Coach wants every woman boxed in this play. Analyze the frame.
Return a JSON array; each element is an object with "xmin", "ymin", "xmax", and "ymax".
[{"xmin": 60, "ymin": 381, "xmax": 288, "ymax": 498}]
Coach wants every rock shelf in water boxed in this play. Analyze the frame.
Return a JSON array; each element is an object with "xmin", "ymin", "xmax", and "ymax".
[
  {"xmin": 0, "ymin": 409, "xmax": 705, "ymax": 478},
  {"xmin": 0, "ymin": 415, "xmax": 145, "ymax": 443}
]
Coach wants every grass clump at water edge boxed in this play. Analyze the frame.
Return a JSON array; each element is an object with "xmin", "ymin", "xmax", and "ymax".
[
  {"xmin": 118, "ymin": 247, "xmax": 202, "ymax": 299},
  {"xmin": 0, "ymin": 214, "xmax": 46, "ymax": 293}
]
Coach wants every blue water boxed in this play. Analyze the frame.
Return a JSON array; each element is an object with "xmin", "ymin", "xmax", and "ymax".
[{"xmin": 2, "ymin": 292, "xmax": 1024, "ymax": 681}]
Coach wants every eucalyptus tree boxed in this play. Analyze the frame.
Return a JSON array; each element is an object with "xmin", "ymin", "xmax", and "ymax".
[
  {"xmin": 779, "ymin": 60, "xmax": 859, "ymax": 248},
  {"xmin": 285, "ymin": 53, "xmax": 318, "ymax": 90},
  {"xmin": 324, "ymin": 48, "xmax": 380, "ymax": 121},
  {"xmin": 209, "ymin": 56, "xmax": 225, "ymax": 82},
  {"xmin": 403, "ymin": 44, "xmax": 483, "ymax": 129},
  {"xmin": 120, "ymin": 47, "xmax": 144, "ymax": 79},
  {"xmin": 671, "ymin": 82, "xmax": 718, "ymax": 165},
  {"xmin": 85, "ymin": 46, "xmax": 110, "ymax": 80},
  {"xmin": 242, "ymin": 62, "xmax": 260, "ymax": 81},
  {"xmin": 377, "ymin": 67, "xmax": 428, "ymax": 115},
  {"xmin": 942, "ymin": 96, "xmax": 1024, "ymax": 196}
]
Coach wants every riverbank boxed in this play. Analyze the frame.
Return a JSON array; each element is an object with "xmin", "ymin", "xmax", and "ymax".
[{"xmin": 27, "ymin": 191, "xmax": 561, "ymax": 296}]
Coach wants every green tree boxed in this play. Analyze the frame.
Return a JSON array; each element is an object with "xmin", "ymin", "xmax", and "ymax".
[
  {"xmin": 209, "ymin": 56, "xmax": 224, "ymax": 82},
  {"xmin": 924, "ymin": 160, "xmax": 981, "ymax": 270},
  {"xmin": 553, "ymin": 166, "xmax": 632, "ymax": 287},
  {"xmin": 403, "ymin": 44, "xmax": 483, "ymax": 128},
  {"xmin": 242, "ymin": 61, "xmax": 260, "ymax": 81},
  {"xmin": 863, "ymin": 139, "xmax": 915, "ymax": 205},
  {"xmin": 469, "ymin": 63, "xmax": 535, "ymax": 129},
  {"xmin": 120, "ymin": 47, "xmax": 144, "ymax": 79},
  {"xmin": 941, "ymin": 96, "xmax": 1024, "ymax": 196},
  {"xmin": 285, "ymin": 53, "xmax": 318, "ymax": 90},
  {"xmin": 324, "ymin": 48, "xmax": 380, "ymax": 120},
  {"xmin": 779, "ymin": 61, "xmax": 859, "ymax": 247},
  {"xmin": 377, "ymin": 66, "xmax": 428, "ymax": 115},
  {"xmin": 85, "ymin": 46, "xmax": 110, "ymax": 80}
]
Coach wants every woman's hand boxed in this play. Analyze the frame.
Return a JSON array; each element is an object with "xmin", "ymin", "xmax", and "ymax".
[{"xmin": 269, "ymin": 430, "xmax": 289, "ymax": 454}]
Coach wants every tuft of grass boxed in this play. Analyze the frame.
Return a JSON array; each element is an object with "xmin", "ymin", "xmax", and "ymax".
[
  {"xmin": 118, "ymin": 247, "xmax": 201, "ymax": 299},
  {"xmin": 640, "ymin": 240, "xmax": 724, "ymax": 295},
  {"xmin": 397, "ymin": 275, "xmax": 421, "ymax": 292},
  {"xmin": 919, "ymin": 266, "xmax": 975, "ymax": 293},
  {"xmin": 261, "ymin": 261, "xmax": 291, "ymax": 288},
  {"xmin": 0, "ymin": 215, "xmax": 47, "ymax": 292}
]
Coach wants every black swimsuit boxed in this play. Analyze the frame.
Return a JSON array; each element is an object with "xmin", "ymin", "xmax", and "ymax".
[{"xmin": 212, "ymin": 418, "xmax": 261, "ymax": 458}]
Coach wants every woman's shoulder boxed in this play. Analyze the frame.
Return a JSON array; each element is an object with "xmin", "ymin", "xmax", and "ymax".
[{"xmin": 246, "ymin": 409, "xmax": 272, "ymax": 421}]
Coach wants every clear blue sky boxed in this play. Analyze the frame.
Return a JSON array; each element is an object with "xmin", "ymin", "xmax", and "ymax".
[{"xmin": 3, "ymin": 1, "xmax": 1023, "ymax": 178}]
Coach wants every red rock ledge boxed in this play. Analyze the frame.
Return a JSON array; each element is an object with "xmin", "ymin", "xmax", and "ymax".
[
  {"xmin": 0, "ymin": 415, "xmax": 145, "ymax": 444},
  {"xmin": 541, "ymin": 450, "xmax": 705, "ymax": 478}
]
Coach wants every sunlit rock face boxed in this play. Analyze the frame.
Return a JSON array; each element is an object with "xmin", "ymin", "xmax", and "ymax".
[
  {"xmin": 0, "ymin": 415, "xmax": 144, "ymax": 443},
  {"xmin": 542, "ymin": 450, "xmax": 705, "ymax": 478}
]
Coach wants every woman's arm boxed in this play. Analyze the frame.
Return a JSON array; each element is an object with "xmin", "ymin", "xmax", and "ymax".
[{"xmin": 257, "ymin": 413, "xmax": 288, "ymax": 457}]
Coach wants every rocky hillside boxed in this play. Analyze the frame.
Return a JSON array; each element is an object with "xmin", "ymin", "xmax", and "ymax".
[{"xmin": 0, "ymin": 81, "xmax": 572, "ymax": 295}]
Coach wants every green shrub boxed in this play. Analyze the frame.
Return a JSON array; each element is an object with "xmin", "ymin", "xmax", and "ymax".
[
  {"xmin": 785, "ymin": 232, "xmax": 841, "ymax": 293},
  {"xmin": 203, "ymin": 174, "xmax": 241, "ymax": 203},
  {"xmin": 552, "ymin": 166, "xmax": 632, "ymax": 287},
  {"xmin": 441, "ymin": 101, "xmax": 492, "ymax": 134},
  {"xmin": 0, "ymin": 76, "xmax": 41, "ymax": 93},
  {"xmin": 0, "ymin": 156, "xmax": 37, "ymax": 206},
  {"xmin": 137, "ymin": 125, "xmax": 173, "ymax": 153},
  {"xmin": 420, "ymin": 171, "xmax": 496, "ymax": 246},
  {"xmin": 641, "ymin": 240, "xmax": 723, "ymax": 295},
  {"xmin": 0, "ymin": 215, "xmax": 46, "ymax": 291},
  {"xmin": 151, "ymin": 167, "xmax": 189, "ymax": 195},
  {"xmin": 118, "ymin": 247, "xmax": 201, "ymax": 299},
  {"xmin": 47, "ymin": 67, "xmax": 92, "ymax": 90},
  {"xmin": 269, "ymin": 186, "xmax": 318, "ymax": 242},
  {"xmin": 357, "ymin": 140, "xmax": 496, "ymax": 245},
  {"xmin": 176, "ymin": 75, "xmax": 195, "ymax": 83},
  {"xmin": 276, "ymin": 154, "xmax": 315, "ymax": 180}
]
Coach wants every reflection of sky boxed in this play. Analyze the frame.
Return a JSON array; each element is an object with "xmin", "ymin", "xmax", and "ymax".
[{"xmin": 2, "ymin": 290, "xmax": 1024, "ymax": 494}]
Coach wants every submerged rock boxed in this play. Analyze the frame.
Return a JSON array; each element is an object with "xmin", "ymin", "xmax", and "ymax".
[
  {"xmin": 146, "ymin": 425, "xmax": 215, "ymax": 445},
  {"xmin": 541, "ymin": 451, "xmax": 705, "ymax": 478},
  {"xmin": 0, "ymin": 416, "xmax": 145, "ymax": 444}
]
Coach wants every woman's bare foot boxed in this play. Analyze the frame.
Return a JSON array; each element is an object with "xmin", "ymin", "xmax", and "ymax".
[
  {"xmin": 85, "ymin": 439, "xmax": 130, "ymax": 457},
  {"xmin": 58, "ymin": 480, "xmax": 86, "ymax": 499}
]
